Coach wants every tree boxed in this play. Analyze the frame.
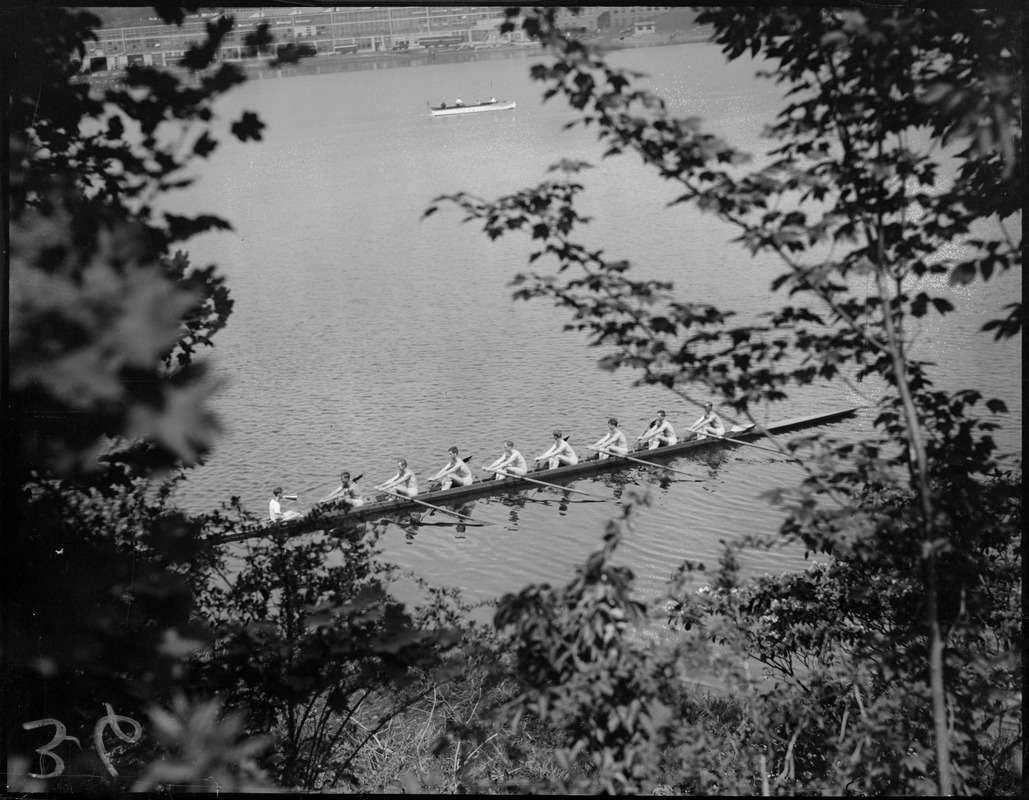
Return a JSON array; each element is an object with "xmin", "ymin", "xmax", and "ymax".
[
  {"xmin": 4, "ymin": 7, "xmax": 489, "ymax": 791},
  {"xmin": 191, "ymin": 523, "xmax": 466, "ymax": 790},
  {"xmin": 6, "ymin": 4, "xmax": 265, "ymax": 480},
  {"xmin": 427, "ymin": 6, "xmax": 1021, "ymax": 794},
  {"xmin": 3, "ymin": 4, "xmax": 269, "ymax": 789},
  {"xmin": 271, "ymin": 42, "xmax": 319, "ymax": 66},
  {"xmin": 492, "ymin": 502, "xmax": 675, "ymax": 794},
  {"xmin": 669, "ymin": 472, "xmax": 1021, "ymax": 794}
]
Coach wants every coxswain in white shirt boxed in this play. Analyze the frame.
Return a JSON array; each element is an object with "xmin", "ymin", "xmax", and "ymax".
[
  {"xmin": 377, "ymin": 458, "xmax": 418, "ymax": 498},
  {"xmin": 534, "ymin": 430, "xmax": 578, "ymax": 470},
  {"xmin": 485, "ymin": 440, "xmax": 528, "ymax": 478},
  {"xmin": 686, "ymin": 402, "xmax": 726, "ymax": 440},
  {"xmin": 431, "ymin": 447, "xmax": 473, "ymax": 490},
  {"xmin": 637, "ymin": 409, "xmax": 677, "ymax": 451},
  {"xmin": 591, "ymin": 417, "xmax": 628, "ymax": 459},
  {"xmin": 269, "ymin": 487, "xmax": 302, "ymax": 522}
]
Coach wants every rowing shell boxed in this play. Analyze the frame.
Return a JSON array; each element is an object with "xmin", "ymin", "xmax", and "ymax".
[{"xmin": 211, "ymin": 406, "xmax": 860, "ymax": 544}]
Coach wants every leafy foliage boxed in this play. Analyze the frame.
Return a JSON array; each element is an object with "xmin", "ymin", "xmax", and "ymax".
[
  {"xmin": 6, "ymin": 4, "xmax": 1021, "ymax": 793},
  {"xmin": 429, "ymin": 5, "xmax": 1022, "ymax": 794},
  {"xmin": 3, "ymin": 5, "xmax": 268, "ymax": 790},
  {"xmin": 270, "ymin": 42, "xmax": 319, "ymax": 67},
  {"xmin": 191, "ymin": 522, "xmax": 469, "ymax": 790},
  {"xmin": 671, "ymin": 471, "xmax": 1021, "ymax": 794},
  {"xmin": 4, "ymin": 4, "xmax": 264, "ymax": 478},
  {"xmin": 3, "ymin": 467, "xmax": 216, "ymax": 790},
  {"xmin": 434, "ymin": 8, "xmax": 1020, "ymax": 415},
  {"xmin": 130, "ymin": 695, "xmax": 275, "ymax": 792},
  {"xmin": 491, "ymin": 500, "xmax": 678, "ymax": 793},
  {"xmin": 243, "ymin": 22, "xmax": 275, "ymax": 58}
]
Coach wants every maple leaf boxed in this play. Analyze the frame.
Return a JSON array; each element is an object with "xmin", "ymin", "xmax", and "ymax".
[
  {"xmin": 125, "ymin": 378, "xmax": 223, "ymax": 465},
  {"xmin": 108, "ymin": 267, "xmax": 199, "ymax": 367}
]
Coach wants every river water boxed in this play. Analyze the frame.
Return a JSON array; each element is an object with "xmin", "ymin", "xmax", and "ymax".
[{"xmin": 167, "ymin": 44, "xmax": 1022, "ymax": 606}]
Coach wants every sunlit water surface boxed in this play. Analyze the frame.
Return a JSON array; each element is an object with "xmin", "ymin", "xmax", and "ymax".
[{"xmin": 165, "ymin": 45, "xmax": 1021, "ymax": 609}]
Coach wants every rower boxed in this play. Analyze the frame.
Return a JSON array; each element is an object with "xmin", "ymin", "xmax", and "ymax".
[
  {"xmin": 485, "ymin": 440, "xmax": 527, "ymax": 478},
  {"xmin": 591, "ymin": 417, "xmax": 628, "ymax": 459},
  {"xmin": 431, "ymin": 446, "xmax": 473, "ymax": 490},
  {"xmin": 376, "ymin": 458, "xmax": 418, "ymax": 498},
  {"xmin": 269, "ymin": 487, "xmax": 302, "ymax": 522},
  {"xmin": 323, "ymin": 471, "xmax": 364, "ymax": 507},
  {"xmin": 637, "ymin": 409, "xmax": 677, "ymax": 451},
  {"xmin": 534, "ymin": 429, "xmax": 578, "ymax": 470},
  {"xmin": 686, "ymin": 402, "xmax": 725, "ymax": 440}
]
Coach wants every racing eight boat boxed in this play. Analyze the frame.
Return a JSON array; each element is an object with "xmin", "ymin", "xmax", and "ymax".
[{"xmin": 212, "ymin": 406, "xmax": 861, "ymax": 544}]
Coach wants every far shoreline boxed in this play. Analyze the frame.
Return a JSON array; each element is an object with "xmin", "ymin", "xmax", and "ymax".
[{"xmin": 82, "ymin": 33, "xmax": 714, "ymax": 87}]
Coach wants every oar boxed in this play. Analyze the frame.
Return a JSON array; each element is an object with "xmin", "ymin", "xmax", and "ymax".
[
  {"xmin": 427, "ymin": 455, "xmax": 474, "ymax": 493},
  {"xmin": 533, "ymin": 435, "xmax": 571, "ymax": 469},
  {"xmin": 634, "ymin": 419, "xmax": 661, "ymax": 449},
  {"xmin": 711, "ymin": 434, "xmax": 802, "ymax": 460},
  {"xmin": 528, "ymin": 437, "xmax": 572, "ymax": 498},
  {"xmin": 316, "ymin": 473, "xmax": 364, "ymax": 504},
  {"xmin": 485, "ymin": 467, "xmax": 608, "ymax": 500},
  {"xmin": 377, "ymin": 486, "xmax": 494, "ymax": 526},
  {"xmin": 587, "ymin": 446, "xmax": 702, "ymax": 481}
]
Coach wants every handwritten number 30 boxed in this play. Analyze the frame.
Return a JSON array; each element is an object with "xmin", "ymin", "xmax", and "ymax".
[
  {"xmin": 94, "ymin": 703, "xmax": 143, "ymax": 776},
  {"xmin": 23, "ymin": 704, "xmax": 142, "ymax": 779},
  {"xmin": 21, "ymin": 718, "xmax": 80, "ymax": 780}
]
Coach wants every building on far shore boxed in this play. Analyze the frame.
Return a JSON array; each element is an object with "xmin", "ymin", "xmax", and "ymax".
[
  {"xmin": 79, "ymin": 6, "xmax": 702, "ymax": 73},
  {"xmin": 628, "ymin": 20, "xmax": 657, "ymax": 36},
  {"xmin": 82, "ymin": 6, "xmax": 523, "ymax": 72}
]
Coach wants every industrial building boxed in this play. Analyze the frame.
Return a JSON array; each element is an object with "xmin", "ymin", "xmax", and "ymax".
[{"xmin": 82, "ymin": 6, "xmax": 679, "ymax": 71}]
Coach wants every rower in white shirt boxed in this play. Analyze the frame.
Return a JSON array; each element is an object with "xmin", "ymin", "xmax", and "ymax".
[
  {"xmin": 637, "ymin": 409, "xmax": 677, "ymax": 450},
  {"xmin": 269, "ymin": 487, "xmax": 302, "ymax": 522},
  {"xmin": 431, "ymin": 446, "xmax": 473, "ymax": 490},
  {"xmin": 534, "ymin": 429, "xmax": 578, "ymax": 470},
  {"xmin": 485, "ymin": 440, "xmax": 528, "ymax": 478},
  {"xmin": 591, "ymin": 417, "xmax": 628, "ymax": 458},
  {"xmin": 376, "ymin": 458, "xmax": 418, "ymax": 498},
  {"xmin": 686, "ymin": 402, "xmax": 726, "ymax": 439}
]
